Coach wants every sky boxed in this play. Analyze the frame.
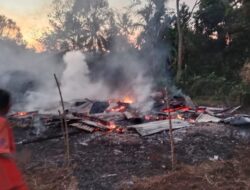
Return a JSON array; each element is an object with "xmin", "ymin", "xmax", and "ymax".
[{"xmin": 0, "ymin": 0, "xmax": 196, "ymax": 50}]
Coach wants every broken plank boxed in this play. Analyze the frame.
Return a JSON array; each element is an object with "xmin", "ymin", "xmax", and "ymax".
[
  {"xmin": 124, "ymin": 111, "xmax": 139, "ymax": 120},
  {"xmin": 69, "ymin": 101, "xmax": 94, "ymax": 114},
  {"xmin": 81, "ymin": 120, "xmax": 108, "ymax": 130},
  {"xmin": 128, "ymin": 119, "xmax": 189, "ymax": 136},
  {"xmin": 70, "ymin": 123, "xmax": 95, "ymax": 133},
  {"xmin": 91, "ymin": 112, "xmax": 125, "ymax": 121}
]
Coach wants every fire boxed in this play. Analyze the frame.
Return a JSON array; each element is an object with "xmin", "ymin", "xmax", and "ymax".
[
  {"xmin": 122, "ymin": 96, "xmax": 134, "ymax": 104},
  {"xmin": 109, "ymin": 106, "xmax": 126, "ymax": 112},
  {"xmin": 107, "ymin": 122, "xmax": 117, "ymax": 130},
  {"xmin": 163, "ymin": 106, "xmax": 191, "ymax": 113},
  {"xmin": 177, "ymin": 114, "xmax": 184, "ymax": 120},
  {"xmin": 107, "ymin": 96, "xmax": 134, "ymax": 113},
  {"xmin": 144, "ymin": 115, "xmax": 152, "ymax": 121},
  {"xmin": 108, "ymin": 95, "xmax": 135, "ymax": 105},
  {"xmin": 189, "ymin": 119, "xmax": 196, "ymax": 123},
  {"xmin": 17, "ymin": 112, "xmax": 28, "ymax": 116}
]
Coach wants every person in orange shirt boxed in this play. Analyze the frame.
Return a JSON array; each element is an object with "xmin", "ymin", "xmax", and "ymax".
[{"xmin": 0, "ymin": 89, "xmax": 29, "ymax": 190}]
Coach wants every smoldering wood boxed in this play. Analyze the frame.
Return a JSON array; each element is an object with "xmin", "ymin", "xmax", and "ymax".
[
  {"xmin": 9, "ymin": 111, "xmax": 39, "ymax": 118},
  {"xmin": 123, "ymin": 111, "xmax": 140, "ymax": 120},
  {"xmin": 73, "ymin": 113, "xmax": 112, "ymax": 127},
  {"xmin": 81, "ymin": 120, "xmax": 109, "ymax": 131},
  {"xmin": 91, "ymin": 112, "xmax": 125, "ymax": 121}
]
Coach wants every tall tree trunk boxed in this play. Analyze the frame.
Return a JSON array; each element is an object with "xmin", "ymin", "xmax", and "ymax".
[{"xmin": 176, "ymin": 0, "xmax": 183, "ymax": 82}]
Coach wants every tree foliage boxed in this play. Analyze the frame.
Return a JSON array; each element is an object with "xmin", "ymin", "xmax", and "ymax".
[
  {"xmin": 39, "ymin": 0, "xmax": 250, "ymax": 100},
  {"xmin": 41, "ymin": 0, "xmax": 115, "ymax": 52},
  {"xmin": 0, "ymin": 15, "xmax": 24, "ymax": 45},
  {"xmin": 176, "ymin": 0, "xmax": 250, "ymax": 100}
]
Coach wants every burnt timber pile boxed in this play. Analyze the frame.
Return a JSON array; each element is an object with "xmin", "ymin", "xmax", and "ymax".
[{"xmin": 10, "ymin": 94, "xmax": 250, "ymax": 190}]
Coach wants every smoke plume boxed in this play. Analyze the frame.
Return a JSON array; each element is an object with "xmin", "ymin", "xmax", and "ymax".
[{"xmin": 0, "ymin": 40, "xmax": 154, "ymax": 112}]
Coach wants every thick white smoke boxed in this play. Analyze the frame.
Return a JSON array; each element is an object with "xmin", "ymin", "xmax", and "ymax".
[
  {"xmin": 59, "ymin": 51, "xmax": 154, "ymax": 112},
  {"xmin": 60, "ymin": 51, "xmax": 109, "ymax": 101},
  {"xmin": 24, "ymin": 51, "xmax": 109, "ymax": 112},
  {"xmin": 25, "ymin": 50, "xmax": 154, "ymax": 112},
  {"xmin": 0, "ymin": 40, "xmax": 154, "ymax": 112}
]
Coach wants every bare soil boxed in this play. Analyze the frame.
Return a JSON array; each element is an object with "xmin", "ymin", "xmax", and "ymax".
[{"xmin": 15, "ymin": 123, "xmax": 250, "ymax": 190}]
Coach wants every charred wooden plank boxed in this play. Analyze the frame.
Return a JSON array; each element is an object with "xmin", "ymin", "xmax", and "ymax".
[
  {"xmin": 81, "ymin": 120, "xmax": 109, "ymax": 131},
  {"xmin": 91, "ymin": 112, "xmax": 125, "ymax": 121},
  {"xmin": 70, "ymin": 123, "xmax": 95, "ymax": 133},
  {"xmin": 124, "ymin": 111, "xmax": 135, "ymax": 120},
  {"xmin": 74, "ymin": 114, "xmax": 112, "ymax": 127},
  {"xmin": 16, "ymin": 130, "xmax": 81, "ymax": 145}
]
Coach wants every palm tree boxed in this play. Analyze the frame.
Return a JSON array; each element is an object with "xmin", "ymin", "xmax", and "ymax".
[{"xmin": 42, "ymin": 0, "xmax": 112, "ymax": 52}]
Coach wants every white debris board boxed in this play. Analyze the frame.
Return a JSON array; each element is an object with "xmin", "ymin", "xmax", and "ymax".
[
  {"xmin": 128, "ymin": 119, "xmax": 189, "ymax": 136},
  {"xmin": 196, "ymin": 113, "xmax": 221, "ymax": 123}
]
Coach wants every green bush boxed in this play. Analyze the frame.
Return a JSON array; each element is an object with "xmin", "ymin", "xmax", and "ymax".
[
  {"xmin": 178, "ymin": 73, "xmax": 250, "ymax": 106},
  {"xmin": 180, "ymin": 73, "xmax": 229, "ymax": 97}
]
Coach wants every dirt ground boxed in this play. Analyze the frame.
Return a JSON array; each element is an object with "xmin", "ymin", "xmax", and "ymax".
[{"xmin": 14, "ymin": 122, "xmax": 250, "ymax": 190}]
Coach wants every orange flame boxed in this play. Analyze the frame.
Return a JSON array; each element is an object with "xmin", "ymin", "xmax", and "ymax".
[
  {"xmin": 108, "ymin": 95, "xmax": 135, "ymax": 104},
  {"xmin": 110, "ymin": 106, "xmax": 126, "ymax": 112},
  {"xmin": 122, "ymin": 96, "xmax": 134, "ymax": 104},
  {"xmin": 17, "ymin": 112, "xmax": 28, "ymax": 116},
  {"xmin": 177, "ymin": 114, "xmax": 184, "ymax": 120},
  {"xmin": 108, "ymin": 122, "xmax": 117, "ymax": 130}
]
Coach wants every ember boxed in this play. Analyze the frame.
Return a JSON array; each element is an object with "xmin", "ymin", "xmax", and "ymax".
[
  {"xmin": 163, "ymin": 106, "xmax": 192, "ymax": 113},
  {"xmin": 18, "ymin": 112, "xmax": 28, "ymax": 116},
  {"xmin": 108, "ymin": 105, "xmax": 127, "ymax": 113},
  {"xmin": 107, "ymin": 122, "xmax": 117, "ymax": 130},
  {"xmin": 176, "ymin": 114, "xmax": 184, "ymax": 120}
]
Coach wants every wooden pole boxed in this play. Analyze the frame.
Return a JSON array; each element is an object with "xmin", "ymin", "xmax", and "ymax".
[
  {"xmin": 165, "ymin": 88, "xmax": 176, "ymax": 170},
  {"xmin": 54, "ymin": 74, "xmax": 70, "ymax": 166},
  {"xmin": 58, "ymin": 110, "xmax": 67, "ymax": 157}
]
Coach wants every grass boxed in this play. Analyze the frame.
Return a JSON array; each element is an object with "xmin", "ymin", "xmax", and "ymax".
[
  {"xmin": 23, "ymin": 162, "xmax": 78, "ymax": 190},
  {"xmin": 118, "ymin": 146, "xmax": 250, "ymax": 190}
]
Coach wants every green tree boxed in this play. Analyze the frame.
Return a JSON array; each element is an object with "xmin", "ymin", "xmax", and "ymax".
[
  {"xmin": 175, "ymin": 0, "xmax": 200, "ymax": 82},
  {"xmin": 176, "ymin": 0, "xmax": 250, "ymax": 100}
]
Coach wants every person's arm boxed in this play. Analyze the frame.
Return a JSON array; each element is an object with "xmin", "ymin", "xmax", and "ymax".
[{"xmin": 0, "ymin": 118, "xmax": 12, "ymax": 157}]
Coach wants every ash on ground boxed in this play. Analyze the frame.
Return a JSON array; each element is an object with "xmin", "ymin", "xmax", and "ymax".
[{"xmin": 15, "ymin": 122, "xmax": 250, "ymax": 190}]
